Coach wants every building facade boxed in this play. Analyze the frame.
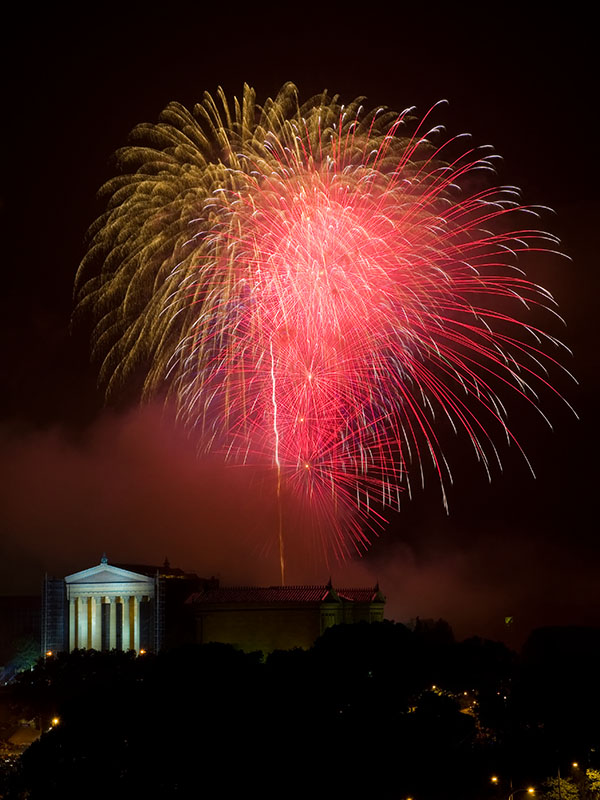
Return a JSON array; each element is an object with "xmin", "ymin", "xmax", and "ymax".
[
  {"xmin": 42, "ymin": 557, "xmax": 212, "ymax": 655},
  {"xmin": 42, "ymin": 559, "xmax": 386, "ymax": 656},
  {"xmin": 187, "ymin": 582, "xmax": 386, "ymax": 653},
  {"xmin": 43, "ymin": 557, "xmax": 155, "ymax": 654}
]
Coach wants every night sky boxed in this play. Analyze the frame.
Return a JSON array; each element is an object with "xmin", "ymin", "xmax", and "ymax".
[{"xmin": 1, "ymin": 7, "xmax": 597, "ymax": 645}]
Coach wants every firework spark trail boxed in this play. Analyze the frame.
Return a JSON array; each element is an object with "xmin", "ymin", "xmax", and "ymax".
[
  {"xmin": 270, "ymin": 339, "xmax": 285, "ymax": 583},
  {"xmin": 75, "ymin": 83, "xmax": 574, "ymax": 569}
]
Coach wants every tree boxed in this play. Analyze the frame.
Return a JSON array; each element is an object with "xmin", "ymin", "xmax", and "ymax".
[
  {"xmin": 8, "ymin": 635, "xmax": 40, "ymax": 675},
  {"xmin": 541, "ymin": 777, "xmax": 580, "ymax": 800},
  {"xmin": 585, "ymin": 769, "xmax": 600, "ymax": 800}
]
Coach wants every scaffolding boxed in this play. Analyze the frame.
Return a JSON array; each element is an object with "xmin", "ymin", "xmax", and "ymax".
[{"xmin": 41, "ymin": 576, "xmax": 67, "ymax": 654}]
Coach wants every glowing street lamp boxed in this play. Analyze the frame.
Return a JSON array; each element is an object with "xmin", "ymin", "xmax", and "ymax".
[
  {"xmin": 490, "ymin": 778, "xmax": 534, "ymax": 800},
  {"xmin": 508, "ymin": 789, "xmax": 534, "ymax": 800}
]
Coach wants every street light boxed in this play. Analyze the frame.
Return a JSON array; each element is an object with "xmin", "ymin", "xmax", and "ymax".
[{"xmin": 490, "ymin": 778, "xmax": 534, "ymax": 800}]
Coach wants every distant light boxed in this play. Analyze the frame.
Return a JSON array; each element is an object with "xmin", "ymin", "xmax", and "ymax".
[
  {"xmin": 139, "ymin": 649, "xmax": 146, "ymax": 655},
  {"xmin": 572, "ymin": 762, "xmax": 579, "ymax": 768},
  {"xmin": 51, "ymin": 717, "xmax": 59, "ymax": 727},
  {"xmin": 527, "ymin": 789, "xmax": 535, "ymax": 795},
  {"xmin": 45, "ymin": 651, "xmax": 53, "ymax": 657}
]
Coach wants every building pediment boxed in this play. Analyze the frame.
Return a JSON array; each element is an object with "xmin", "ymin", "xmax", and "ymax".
[{"xmin": 65, "ymin": 562, "xmax": 154, "ymax": 586}]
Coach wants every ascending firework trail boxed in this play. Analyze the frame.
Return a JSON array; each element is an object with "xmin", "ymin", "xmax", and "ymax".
[{"xmin": 75, "ymin": 83, "xmax": 574, "ymax": 582}]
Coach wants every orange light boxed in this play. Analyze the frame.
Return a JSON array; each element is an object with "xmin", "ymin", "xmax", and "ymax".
[
  {"xmin": 491, "ymin": 776, "xmax": 499, "ymax": 784},
  {"xmin": 572, "ymin": 762, "xmax": 579, "ymax": 768},
  {"xmin": 527, "ymin": 789, "xmax": 535, "ymax": 795},
  {"xmin": 51, "ymin": 717, "xmax": 59, "ymax": 727},
  {"xmin": 139, "ymin": 649, "xmax": 146, "ymax": 655},
  {"xmin": 45, "ymin": 651, "xmax": 53, "ymax": 657}
]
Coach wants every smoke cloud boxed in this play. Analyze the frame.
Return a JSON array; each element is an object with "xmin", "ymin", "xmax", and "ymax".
[{"xmin": 0, "ymin": 405, "xmax": 594, "ymax": 646}]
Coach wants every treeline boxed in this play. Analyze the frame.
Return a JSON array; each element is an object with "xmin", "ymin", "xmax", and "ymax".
[{"xmin": 2, "ymin": 620, "xmax": 600, "ymax": 799}]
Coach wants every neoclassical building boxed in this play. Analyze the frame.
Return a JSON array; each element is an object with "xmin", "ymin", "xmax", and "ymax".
[
  {"xmin": 42, "ymin": 558, "xmax": 386, "ymax": 655},
  {"xmin": 67, "ymin": 559, "xmax": 155, "ymax": 652},
  {"xmin": 42, "ymin": 556, "xmax": 210, "ymax": 655}
]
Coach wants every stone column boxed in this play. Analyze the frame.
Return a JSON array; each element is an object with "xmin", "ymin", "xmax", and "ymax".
[
  {"xmin": 122, "ymin": 596, "xmax": 132, "ymax": 651},
  {"xmin": 132, "ymin": 596, "xmax": 140, "ymax": 653},
  {"xmin": 69, "ymin": 597, "xmax": 76, "ymax": 652},
  {"xmin": 88, "ymin": 597, "xmax": 95, "ymax": 650},
  {"xmin": 92, "ymin": 597, "xmax": 102, "ymax": 650},
  {"xmin": 77, "ymin": 596, "xmax": 88, "ymax": 650},
  {"xmin": 108, "ymin": 597, "xmax": 117, "ymax": 650}
]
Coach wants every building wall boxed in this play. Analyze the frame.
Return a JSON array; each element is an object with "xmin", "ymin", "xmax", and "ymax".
[
  {"xmin": 342, "ymin": 602, "xmax": 385, "ymax": 624},
  {"xmin": 197, "ymin": 605, "xmax": 324, "ymax": 652}
]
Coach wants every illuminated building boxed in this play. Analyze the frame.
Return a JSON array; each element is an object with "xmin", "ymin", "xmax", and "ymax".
[
  {"xmin": 42, "ymin": 556, "xmax": 212, "ymax": 654},
  {"xmin": 42, "ymin": 558, "xmax": 385, "ymax": 655}
]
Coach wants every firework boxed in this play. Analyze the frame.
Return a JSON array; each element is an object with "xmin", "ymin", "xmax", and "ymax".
[{"xmin": 75, "ymin": 83, "xmax": 572, "ymax": 574}]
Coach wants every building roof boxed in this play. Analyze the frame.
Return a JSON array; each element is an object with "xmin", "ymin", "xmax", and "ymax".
[
  {"xmin": 65, "ymin": 563, "xmax": 155, "ymax": 586},
  {"xmin": 187, "ymin": 584, "xmax": 385, "ymax": 605},
  {"xmin": 337, "ymin": 588, "xmax": 385, "ymax": 603},
  {"xmin": 114, "ymin": 561, "xmax": 201, "ymax": 581}
]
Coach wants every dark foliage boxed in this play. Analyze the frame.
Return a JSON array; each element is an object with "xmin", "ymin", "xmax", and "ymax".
[{"xmin": 3, "ymin": 623, "xmax": 600, "ymax": 799}]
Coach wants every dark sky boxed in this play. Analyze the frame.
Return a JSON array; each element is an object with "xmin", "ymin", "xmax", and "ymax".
[{"xmin": 1, "ymin": 6, "xmax": 597, "ymax": 644}]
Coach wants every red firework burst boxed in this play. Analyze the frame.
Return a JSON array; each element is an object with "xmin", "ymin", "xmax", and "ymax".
[{"xmin": 75, "ymin": 84, "xmax": 573, "ymax": 574}]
